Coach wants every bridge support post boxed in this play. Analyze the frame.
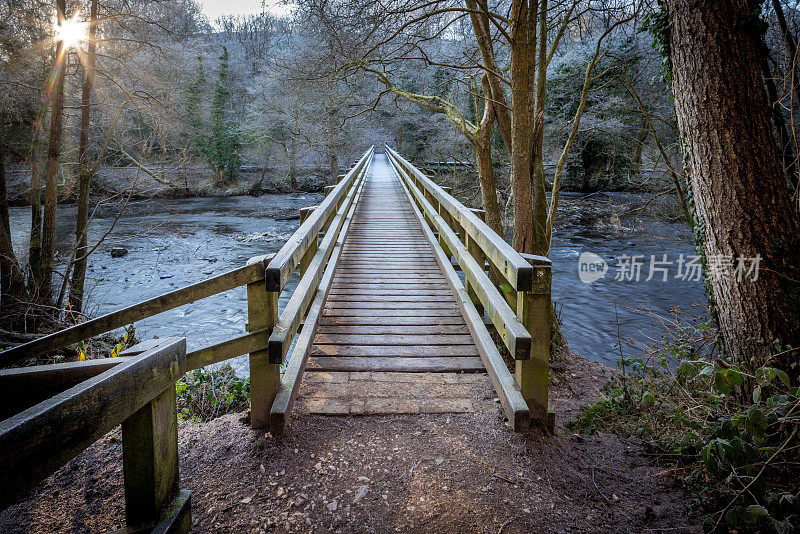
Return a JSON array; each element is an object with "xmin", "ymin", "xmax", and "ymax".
[
  {"xmin": 247, "ymin": 278, "xmax": 279, "ymax": 429},
  {"xmin": 122, "ymin": 383, "xmax": 188, "ymax": 530},
  {"xmin": 515, "ymin": 266, "xmax": 553, "ymax": 432}
]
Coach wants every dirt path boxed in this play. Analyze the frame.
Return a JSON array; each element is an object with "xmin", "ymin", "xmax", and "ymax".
[{"xmin": 0, "ymin": 358, "xmax": 699, "ymax": 533}]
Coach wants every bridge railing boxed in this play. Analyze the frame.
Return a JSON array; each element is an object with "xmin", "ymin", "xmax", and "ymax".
[
  {"xmin": 0, "ymin": 337, "xmax": 191, "ymax": 531},
  {"xmin": 256, "ymin": 146, "xmax": 374, "ymax": 432},
  {"xmin": 385, "ymin": 146, "xmax": 552, "ymax": 429},
  {"xmin": 0, "ymin": 146, "xmax": 374, "ymax": 521}
]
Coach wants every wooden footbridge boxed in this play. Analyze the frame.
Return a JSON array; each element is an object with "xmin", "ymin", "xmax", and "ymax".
[{"xmin": 0, "ymin": 147, "xmax": 551, "ymax": 532}]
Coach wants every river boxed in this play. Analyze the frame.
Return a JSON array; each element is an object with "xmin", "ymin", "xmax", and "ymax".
[{"xmin": 8, "ymin": 191, "xmax": 706, "ymax": 374}]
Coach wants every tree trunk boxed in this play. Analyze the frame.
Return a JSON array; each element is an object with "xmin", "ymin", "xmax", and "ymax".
[
  {"xmin": 474, "ymin": 142, "xmax": 502, "ymax": 237},
  {"xmin": 328, "ymin": 151, "xmax": 339, "ymax": 184},
  {"xmin": 666, "ymin": 0, "xmax": 800, "ymax": 373},
  {"xmin": 0, "ymin": 124, "xmax": 25, "ymax": 319},
  {"xmin": 509, "ymin": 0, "xmax": 535, "ymax": 253},
  {"xmin": 69, "ymin": 0, "xmax": 97, "ymax": 316},
  {"xmin": 40, "ymin": 0, "xmax": 68, "ymax": 308},
  {"xmin": 630, "ymin": 117, "xmax": 649, "ymax": 175},
  {"xmin": 474, "ymin": 75, "xmax": 502, "ymax": 237},
  {"xmin": 289, "ymin": 136, "xmax": 298, "ymax": 190},
  {"xmin": 28, "ymin": 116, "xmax": 43, "ymax": 298}
]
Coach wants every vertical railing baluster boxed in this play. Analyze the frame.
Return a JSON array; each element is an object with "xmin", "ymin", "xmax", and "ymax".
[{"xmin": 247, "ymin": 257, "xmax": 279, "ymax": 429}]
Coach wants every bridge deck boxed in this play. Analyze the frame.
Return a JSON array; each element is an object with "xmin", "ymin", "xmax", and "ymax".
[{"xmin": 308, "ymin": 155, "xmax": 485, "ymax": 373}]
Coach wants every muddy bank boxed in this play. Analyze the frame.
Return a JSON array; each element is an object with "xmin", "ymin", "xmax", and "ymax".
[{"xmin": 0, "ymin": 355, "xmax": 698, "ymax": 534}]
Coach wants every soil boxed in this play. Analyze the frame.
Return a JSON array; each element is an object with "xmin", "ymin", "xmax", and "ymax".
[{"xmin": 0, "ymin": 354, "xmax": 699, "ymax": 533}]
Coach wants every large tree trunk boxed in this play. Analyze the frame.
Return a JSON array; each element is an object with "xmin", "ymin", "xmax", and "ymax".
[
  {"xmin": 39, "ymin": 0, "xmax": 68, "ymax": 308},
  {"xmin": 0, "ymin": 124, "xmax": 25, "ymax": 319},
  {"xmin": 509, "ymin": 0, "xmax": 535, "ymax": 253},
  {"xmin": 666, "ymin": 0, "xmax": 800, "ymax": 373},
  {"xmin": 68, "ymin": 0, "xmax": 97, "ymax": 316}
]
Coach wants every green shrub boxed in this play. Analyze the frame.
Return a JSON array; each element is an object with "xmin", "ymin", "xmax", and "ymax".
[
  {"xmin": 571, "ymin": 319, "xmax": 799, "ymax": 532},
  {"xmin": 175, "ymin": 364, "xmax": 249, "ymax": 422}
]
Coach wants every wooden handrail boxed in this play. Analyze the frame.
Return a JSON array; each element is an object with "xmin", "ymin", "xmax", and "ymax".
[
  {"xmin": 0, "ymin": 256, "xmax": 274, "ymax": 366},
  {"xmin": 396, "ymin": 164, "xmax": 532, "ymax": 360},
  {"xmin": 267, "ymin": 156, "xmax": 369, "ymax": 364},
  {"xmin": 269, "ymin": 161, "xmax": 366, "ymax": 434},
  {"xmin": 387, "ymin": 147, "xmax": 553, "ymax": 431},
  {"xmin": 385, "ymin": 145, "xmax": 539, "ymax": 291},
  {"xmin": 0, "ymin": 338, "xmax": 190, "ymax": 530},
  {"xmin": 266, "ymin": 147, "xmax": 374, "ymax": 292}
]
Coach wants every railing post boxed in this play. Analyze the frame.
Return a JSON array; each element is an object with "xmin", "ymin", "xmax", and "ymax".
[
  {"xmin": 122, "ymin": 383, "xmax": 188, "ymax": 530},
  {"xmin": 515, "ymin": 262, "xmax": 553, "ymax": 432},
  {"xmin": 247, "ymin": 258, "xmax": 279, "ymax": 429}
]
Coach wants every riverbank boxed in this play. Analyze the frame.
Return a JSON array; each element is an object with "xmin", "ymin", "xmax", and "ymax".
[
  {"xmin": 0, "ymin": 352, "xmax": 699, "ymax": 533},
  {"xmin": 3, "ymin": 165, "xmax": 329, "ymax": 207}
]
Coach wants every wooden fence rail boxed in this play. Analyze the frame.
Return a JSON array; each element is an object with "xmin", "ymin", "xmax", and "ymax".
[
  {"xmin": 0, "ymin": 338, "xmax": 191, "ymax": 532},
  {"xmin": 386, "ymin": 146, "xmax": 553, "ymax": 429}
]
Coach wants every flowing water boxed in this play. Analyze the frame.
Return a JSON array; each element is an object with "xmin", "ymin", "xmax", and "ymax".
[{"xmin": 7, "ymin": 190, "xmax": 706, "ymax": 374}]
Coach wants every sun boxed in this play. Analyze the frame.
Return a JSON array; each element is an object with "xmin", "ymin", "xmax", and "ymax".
[{"xmin": 56, "ymin": 15, "xmax": 88, "ymax": 48}]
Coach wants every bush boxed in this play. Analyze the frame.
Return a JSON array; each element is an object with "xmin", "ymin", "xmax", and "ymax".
[
  {"xmin": 570, "ymin": 314, "xmax": 800, "ymax": 532},
  {"xmin": 176, "ymin": 364, "xmax": 249, "ymax": 422}
]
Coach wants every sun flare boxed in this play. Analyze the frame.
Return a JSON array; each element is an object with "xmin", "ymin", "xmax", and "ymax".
[{"xmin": 55, "ymin": 16, "xmax": 88, "ymax": 48}]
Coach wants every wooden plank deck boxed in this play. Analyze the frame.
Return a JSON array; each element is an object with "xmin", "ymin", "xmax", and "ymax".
[{"xmin": 308, "ymin": 154, "xmax": 485, "ymax": 374}]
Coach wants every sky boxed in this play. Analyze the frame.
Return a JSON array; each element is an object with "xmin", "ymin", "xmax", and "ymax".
[{"xmin": 196, "ymin": 0, "xmax": 293, "ymax": 22}]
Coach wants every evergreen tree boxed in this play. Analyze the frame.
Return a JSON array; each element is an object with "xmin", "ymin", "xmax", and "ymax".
[
  {"xmin": 209, "ymin": 46, "xmax": 240, "ymax": 184},
  {"xmin": 185, "ymin": 55, "xmax": 208, "ymax": 157}
]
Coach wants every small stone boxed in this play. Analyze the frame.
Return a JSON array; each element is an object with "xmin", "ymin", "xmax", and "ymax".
[
  {"xmin": 259, "ymin": 464, "xmax": 265, "ymax": 474},
  {"xmin": 240, "ymin": 497, "xmax": 252, "ymax": 504},
  {"xmin": 110, "ymin": 247, "xmax": 128, "ymax": 258},
  {"xmin": 353, "ymin": 485, "xmax": 368, "ymax": 504},
  {"xmin": 276, "ymin": 487, "xmax": 285, "ymax": 498},
  {"xmin": 327, "ymin": 500, "xmax": 338, "ymax": 512},
  {"xmin": 523, "ymin": 508, "xmax": 531, "ymax": 514}
]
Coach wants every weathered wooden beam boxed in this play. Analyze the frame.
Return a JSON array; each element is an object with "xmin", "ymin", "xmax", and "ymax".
[
  {"xmin": 386, "ymin": 146, "xmax": 532, "ymax": 291},
  {"xmin": 0, "ymin": 259, "xmax": 272, "ymax": 367},
  {"xmin": 267, "ymin": 166, "xmax": 366, "ymax": 364},
  {"xmin": 122, "ymin": 382, "xmax": 180, "ymax": 528},
  {"xmin": 266, "ymin": 147, "xmax": 374, "ymax": 292},
  {"xmin": 185, "ymin": 329, "xmax": 270, "ymax": 372},
  {"xmin": 393, "ymin": 173, "xmax": 529, "ymax": 431},
  {"xmin": 0, "ymin": 338, "xmax": 186, "ymax": 511},
  {"xmin": 0, "ymin": 357, "xmax": 132, "ymax": 420},
  {"xmin": 298, "ymin": 206, "xmax": 318, "ymax": 223},
  {"xmin": 517, "ymin": 253, "xmax": 553, "ymax": 432}
]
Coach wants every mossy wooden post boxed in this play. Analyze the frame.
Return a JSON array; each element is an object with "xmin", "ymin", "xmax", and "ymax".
[
  {"xmin": 516, "ymin": 262, "xmax": 552, "ymax": 432},
  {"xmin": 247, "ymin": 257, "xmax": 279, "ymax": 429},
  {"xmin": 121, "ymin": 384, "xmax": 182, "ymax": 529}
]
